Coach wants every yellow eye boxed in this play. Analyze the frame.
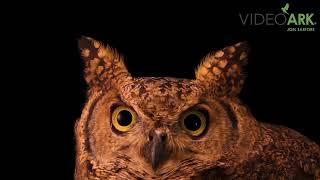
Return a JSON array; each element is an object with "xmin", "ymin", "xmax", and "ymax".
[
  {"xmin": 111, "ymin": 106, "xmax": 137, "ymax": 132},
  {"xmin": 181, "ymin": 110, "xmax": 207, "ymax": 136}
]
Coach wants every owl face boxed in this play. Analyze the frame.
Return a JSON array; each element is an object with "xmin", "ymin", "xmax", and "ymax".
[{"xmin": 75, "ymin": 37, "xmax": 257, "ymax": 179}]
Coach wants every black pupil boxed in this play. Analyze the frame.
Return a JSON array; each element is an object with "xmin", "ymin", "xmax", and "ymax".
[
  {"xmin": 184, "ymin": 114, "xmax": 202, "ymax": 131},
  {"xmin": 117, "ymin": 110, "xmax": 132, "ymax": 126}
]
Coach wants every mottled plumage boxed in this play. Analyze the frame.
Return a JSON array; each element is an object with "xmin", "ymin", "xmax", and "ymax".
[{"xmin": 75, "ymin": 37, "xmax": 320, "ymax": 179}]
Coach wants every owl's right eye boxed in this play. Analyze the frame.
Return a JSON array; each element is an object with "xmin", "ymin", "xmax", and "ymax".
[{"xmin": 111, "ymin": 106, "xmax": 137, "ymax": 132}]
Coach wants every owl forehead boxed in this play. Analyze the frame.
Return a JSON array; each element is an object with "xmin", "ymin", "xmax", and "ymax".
[{"xmin": 121, "ymin": 77, "xmax": 201, "ymax": 120}]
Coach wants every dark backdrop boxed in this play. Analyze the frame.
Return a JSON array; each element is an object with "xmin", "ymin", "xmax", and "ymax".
[{"xmin": 16, "ymin": 1, "xmax": 319, "ymax": 179}]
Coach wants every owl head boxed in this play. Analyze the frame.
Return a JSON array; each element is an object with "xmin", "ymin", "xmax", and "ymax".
[{"xmin": 75, "ymin": 37, "xmax": 259, "ymax": 179}]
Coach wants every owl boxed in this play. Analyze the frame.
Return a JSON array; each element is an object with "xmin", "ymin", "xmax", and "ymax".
[{"xmin": 75, "ymin": 37, "xmax": 320, "ymax": 179}]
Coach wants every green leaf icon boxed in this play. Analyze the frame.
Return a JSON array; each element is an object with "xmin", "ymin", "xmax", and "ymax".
[{"xmin": 281, "ymin": 3, "xmax": 289, "ymax": 14}]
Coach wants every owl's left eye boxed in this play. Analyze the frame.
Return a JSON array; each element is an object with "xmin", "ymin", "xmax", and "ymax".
[
  {"xmin": 180, "ymin": 110, "xmax": 207, "ymax": 136},
  {"xmin": 111, "ymin": 106, "xmax": 137, "ymax": 132}
]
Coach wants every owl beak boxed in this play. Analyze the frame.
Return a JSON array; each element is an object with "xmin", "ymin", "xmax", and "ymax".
[{"xmin": 145, "ymin": 129, "xmax": 169, "ymax": 170}]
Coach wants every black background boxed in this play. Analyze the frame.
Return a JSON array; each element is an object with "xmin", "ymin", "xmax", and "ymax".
[{"xmin": 12, "ymin": 1, "xmax": 319, "ymax": 179}]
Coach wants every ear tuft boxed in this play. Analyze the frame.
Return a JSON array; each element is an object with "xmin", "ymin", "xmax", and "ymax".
[
  {"xmin": 78, "ymin": 36, "xmax": 131, "ymax": 94},
  {"xmin": 195, "ymin": 41, "xmax": 250, "ymax": 97}
]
